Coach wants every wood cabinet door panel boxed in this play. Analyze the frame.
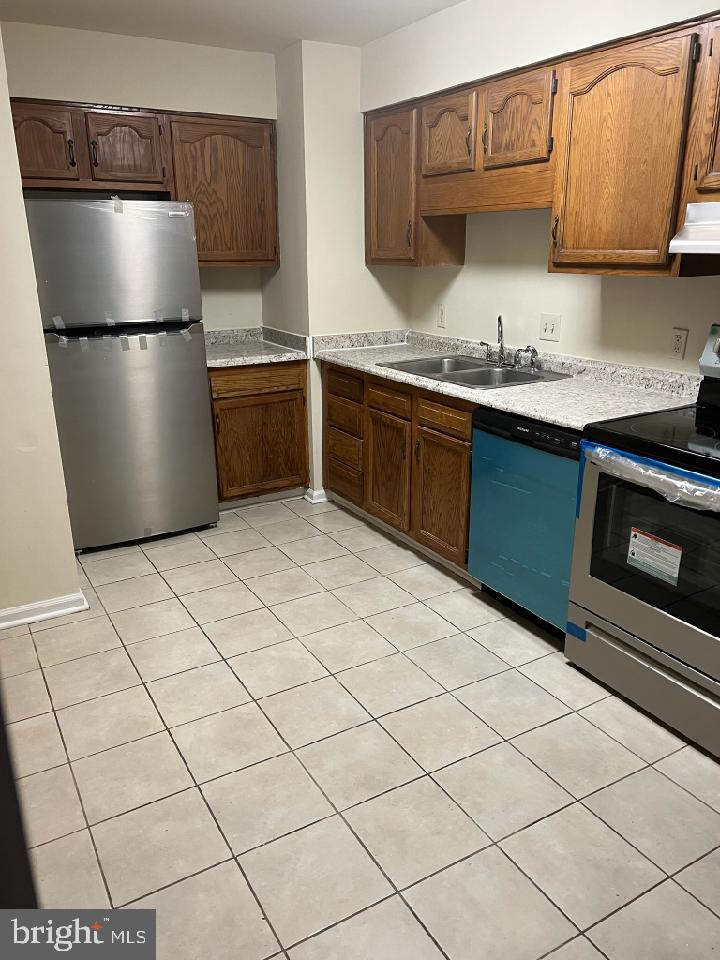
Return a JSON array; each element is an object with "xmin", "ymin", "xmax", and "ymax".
[
  {"xmin": 214, "ymin": 390, "xmax": 307, "ymax": 499},
  {"xmin": 12, "ymin": 104, "xmax": 81, "ymax": 180},
  {"xmin": 698, "ymin": 24, "xmax": 720, "ymax": 192},
  {"xmin": 366, "ymin": 409, "xmax": 411, "ymax": 531},
  {"xmin": 552, "ymin": 33, "xmax": 696, "ymax": 266},
  {"xmin": 482, "ymin": 68, "xmax": 555, "ymax": 169},
  {"xmin": 172, "ymin": 119, "xmax": 277, "ymax": 264},
  {"xmin": 366, "ymin": 109, "xmax": 417, "ymax": 261},
  {"xmin": 85, "ymin": 112, "xmax": 164, "ymax": 182},
  {"xmin": 412, "ymin": 426, "xmax": 470, "ymax": 565},
  {"xmin": 421, "ymin": 90, "xmax": 477, "ymax": 176}
]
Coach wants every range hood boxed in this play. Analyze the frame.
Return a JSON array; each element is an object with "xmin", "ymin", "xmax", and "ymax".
[{"xmin": 669, "ymin": 203, "xmax": 720, "ymax": 254}]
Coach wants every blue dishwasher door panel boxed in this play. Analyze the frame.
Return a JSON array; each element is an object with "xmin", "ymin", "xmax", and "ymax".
[{"xmin": 468, "ymin": 429, "xmax": 579, "ymax": 631}]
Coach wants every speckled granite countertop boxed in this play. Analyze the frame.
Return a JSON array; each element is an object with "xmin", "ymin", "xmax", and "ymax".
[
  {"xmin": 205, "ymin": 340, "xmax": 306, "ymax": 367},
  {"xmin": 316, "ymin": 343, "xmax": 696, "ymax": 431}
]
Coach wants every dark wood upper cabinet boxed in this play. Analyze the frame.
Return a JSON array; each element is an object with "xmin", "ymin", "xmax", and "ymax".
[
  {"xmin": 411, "ymin": 425, "xmax": 470, "ymax": 565},
  {"xmin": 12, "ymin": 103, "xmax": 81, "ymax": 181},
  {"xmin": 697, "ymin": 23, "xmax": 720, "ymax": 192},
  {"xmin": 366, "ymin": 108, "xmax": 417, "ymax": 262},
  {"xmin": 551, "ymin": 32, "xmax": 697, "ymax": 267},
  {"xmin": 481, "ymin": 68, "xmax": 556, "ymax": 170},
  {"xmin": 85, "ymin": 111, "xmax": 164, "ymax": 182},
  {"xmin": 171, "ymin": 117, "xmax": 278, "ymax": 265},
  {"xmin": 421, "ymin": 90, "xmax": 477, "ymax": 176},
  {"xmin": 366, "ymin": 408, "xmax": 412, "ymax": 531}
]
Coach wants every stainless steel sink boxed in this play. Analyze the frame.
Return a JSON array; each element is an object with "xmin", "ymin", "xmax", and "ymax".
[
  {"xmin": 377, "ymin": 354, "xmax": 569, "ymax": 389},
  {"xmin": 379, "ymin": 355, "xmax": 487, "ymax": 376}
]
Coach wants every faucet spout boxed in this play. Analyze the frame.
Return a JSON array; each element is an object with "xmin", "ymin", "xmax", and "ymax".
[{"xmin": 497, "ymin": 315, "xmax": 505, "ymax": 365}]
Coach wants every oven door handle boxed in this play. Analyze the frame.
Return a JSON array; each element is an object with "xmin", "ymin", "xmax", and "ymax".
[{"xmin": 582, "ymin": 441, "xmax": 720, "ymax": 514}]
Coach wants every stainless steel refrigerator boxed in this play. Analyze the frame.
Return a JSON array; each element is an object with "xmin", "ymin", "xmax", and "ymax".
[{"xmin": 25, "ymin": 198, "xmax": 219, "ymax": 550}]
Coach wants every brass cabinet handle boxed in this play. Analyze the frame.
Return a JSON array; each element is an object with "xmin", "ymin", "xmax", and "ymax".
[
  {"xmin": 66, "ymin": 138, "xmax": 76, "ymax": 167},
  {"xmin": 481, "ymin": 123, "xmax": 488, "ymax": 153},
  {"xmin": 465, "ymin": 126, "xmax": 472, "ymax": 155},
  {"xmin": 414, "ymin": 439, "xmax": 421, "ymax": 464},
  {"xmin": 91, "ymin": 139, "xmax": 99, "ymax": 167},
  {"xmin": 551, "ymin": 214, "xmax": 560, "ymax": 245}
]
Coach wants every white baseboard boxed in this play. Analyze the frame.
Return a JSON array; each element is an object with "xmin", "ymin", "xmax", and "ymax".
[
  {"xmin": 0, "ymin": 591, "xmax": 88, "ymax": 631},
  {"xmin": 304, "ymin": 488, "xmax": 328, "ymax": 504}
]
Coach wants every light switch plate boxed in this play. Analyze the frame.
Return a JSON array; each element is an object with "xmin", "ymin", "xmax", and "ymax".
[{"xmin": 540, "ymin": 313, "xmax": 561, "ymax": 342}]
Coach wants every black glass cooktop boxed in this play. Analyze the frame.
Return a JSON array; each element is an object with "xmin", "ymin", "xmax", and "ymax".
[{"xmin": 584, "ymin": 405, "xmax": 720, "ymax": 480}]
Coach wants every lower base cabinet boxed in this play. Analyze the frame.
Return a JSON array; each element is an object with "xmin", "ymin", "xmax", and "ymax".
[
  {"xmin": 322, "ymin": 363, "xmax": 472, "ymax": 565},
  {"xmin": 209, "ymin": 362, "xmax": 309, "ymax": 501}
]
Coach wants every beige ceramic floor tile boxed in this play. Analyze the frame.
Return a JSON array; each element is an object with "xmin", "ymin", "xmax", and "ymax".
[
  {"xmin": 229, "ymin": 639, "xmax": 327, "ymax": 698},
  {"xmin": 245, "ymin": 567, "xmax": 323, "ymax": 605},
  {"xmin": 307, "ymin": 510, "xmax": 366, "ymax": 534},
  {"xmin": 406, "ymin": 847, "xmax": 575, "ymax": 960},
  {"xmin": 0, "ymin": 633, "xmax": 39, "ymax": 679},
  {"xmin": 380, "ymin": 694, "xmax": 498, "ymax": 772},
  {"xmin": 297, "ymin": 722, "xmax": 422, "ymax": 809},
  {"xmin": 18, "ymin": 764, "xmax": 85, "ymax": 847},
  {"xmin": 127, "ymin": 627, "xmax": 219, "ymax": 682},
  {"xmin": 198, "ymin": 510, "xmax": 250, "ymax": 536},
  {"xmin": 346, "ymin": 777, "xmax": 490, "ymax": 887},
  {"xmin": 469, "ymin": 614, "xmax": 559, "ymax": 666},
  {"xmin": 111, "ymin": 598, "xmax": 195, "ymax": 644},
  {"xmin": 240, "ymin": 817, "xmax": 391, "ymax": 946},
  {"xmin": 655, "ymin": 746, "xmax": 720, "ymax": 813},
  {"xmin": 436, "ymin": 742, "xmax": 572, "ymax": 840},
  {"xmin": 389, "ymin": 563, "xmax": 465, "ymax": 601},
  {"xmin": 57, "ymin": 685, "xmax": 163, "ymax": 760},
  {"xmin": 82, "ymin": 552, "xmax": 155, "ymax": 587},
  {"xmin": 332, "ymin": 577, "xmax": 414, "ymax": 618},
  {"xmin": 149, "ymin": 661, "xmax": 249, "ymax": 727},
  {"xmin": 34, "ymin": 615, "xmax": 121, "ymax": 667},
  {"xmin": 547, "ymin": 939, "xmax": 605, "ymax": 960},
  {"xmin": 179, "ymin": 580, "xmax": 262, "ymax": 624},
  {"xmin": 135, "ymin": 860, "xmax": 278, "ymax": 960},
  {"xmin": 8, "ymin": 713, "xmax": 66, "ymax": 778},
  {"xmin": 261, "ymin": 676, "xmax": 371, "ymax": 748},
  {"xmin": 676, "ymin": 848, "xmax": 720, "ymax": 915},
  {"xmin": 271, "ymin": 592, "xmax": 354, "ymax": 637},
  {"xmin": 31, "ymin": 830, "xmax": 109, "ymax": 908},
  {"xmin": 365, "ymin": 602, "xmax": 455, "ymax": 651},
  {"xmin": 519, "ymin": 652, "xmax": 610, "ymax": 710},
  {"xmin": 161, "ymin": 561, "xmax": 236, "ymax": 597},
  {"xmin": 338, "ymin": 653, "xmax": 443, "ymax": 717},
  {"xmin": 96, "ymin": 574, "xmax": 173, "ymax": 613},
  {"xmin": 143, "ymin": 538, "xmax": 215, "ymax": 571},
  {"xmin": 172, "ymin": 702, "xmax": 286, "ymax": 783},
  {"xmin": 3, "ymin": 670, "xmax": 52, "ymax": 721},
  {"xmin": 261, "ymin": 518, "xmax": 318, "ymax": 546},
  {"xmin": 204, "ymin": 607, "xmax": 291, "ymax": 657},
  {"xmin": 237, "ymin": 501, "xmax": 297, "ymax": 528},
  {"xmin": 224, "ymin": 546, "xmax": 296, "ymax": 579},
  {"xmin": 279, "ymin": 535, "xmax": 349, "ymax": 565},
  {"xmin": 455, "ymin": 669, "xmax": 569, "ymax": 740},
  {"xmin": 424, "ymin": 588, "xmax": 507, "ymax": 631},
  {"xmin": 580, "ymin": 697, "xmax": 684, "ymax": 763},
  {"xmin": 285, "ymin": 498, "xmax": 339, "ymax": 518},
  {"xmin": 73, "ymin": 731, "xmax": 192, "ymax": 823},
  {"xmin": 92, "ymin": 788, "xmax": 228, "ymax": 905},
  {"xmin": 203, "ymin": 753, "xmax": 333, "ymax": 853},
  {"xmin": 330, "ymin": 525, "xmax": 393, "ymax": 552},
  {"xmin": 301, "ymin": 620, "xmax": 394, "ymax": 673},
  {"xmin": 355, "ymin": 542, "xmax": 425, "ymax": 576},
  {"xmin": 30, "ymin": 588, "xmax": 105, "ymax": 633},
  {"xmin": 406, "ymin": 633, "xmax": 507, "ymax": 690},
  {"xmin": 302, "ymin": 555, "xmax": 376, "ymax": 590},
  {"xmin": 288, "ymin": 897, "xmax": 444, "ymax": 960},
  {"xmin": 204, "ymin": 529, "xmax": 269, "ymax": 559},
  {"xmin": 45, "ymin": 648, "xmax": 139, "ymax": 709}
]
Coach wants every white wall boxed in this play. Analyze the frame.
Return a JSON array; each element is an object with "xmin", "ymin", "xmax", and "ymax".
[
  {"xmin": 0, "ymin": 26, "xmax": 80, "ymax": 615},
  {"xmin": 2, "ymin": 21, "xmax": 278, "ymax": 330},
  {"xmin": 410, "ymin": 211, "xmax": 720, "ymax": 372},
  {"xmin": 362, "ymin": 0, "xmax": 714, "ymax": 109}
]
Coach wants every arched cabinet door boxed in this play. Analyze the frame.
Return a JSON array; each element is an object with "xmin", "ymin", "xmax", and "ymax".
[
  {"xmin": 171, "ymin": 118, "xmax": 278, "ymax": 265},
  {"xmin": 12, "ymin": 104, "xmax": 81, "ymax": 180},
  {"xmin": 480, "ymin": 68, "xmax": 556, "ymax": 170},
  {"xmin": 85, "ymin": 111, "xmax": 164, "ymax": 182},
  {"xmin": 421, "ymin": 90, "xmax": 477, "ymax": 176},
  {"xmin": 551, "ymin": 32, "xmax": 697, "ymax": 267},
  {"xmin": 366, "ymin": 108, "xmax": 417, "ymax": 262},
  {"xmin": 697, "ymin": 23, "xmax": 720, "ymax": 193}
]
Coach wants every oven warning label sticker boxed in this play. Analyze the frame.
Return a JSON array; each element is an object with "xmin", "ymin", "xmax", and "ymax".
[{"xmin": 627, "ymin": 527, "xmax": 682, "ymax": 586}]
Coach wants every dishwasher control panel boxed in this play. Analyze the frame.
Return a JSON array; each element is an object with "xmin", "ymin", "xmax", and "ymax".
[{"xmin": 472, "ymin": 407, "xmax": 581, "ymax": 460}]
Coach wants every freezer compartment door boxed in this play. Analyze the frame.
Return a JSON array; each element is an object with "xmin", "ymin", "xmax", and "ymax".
[
  {"xmin": 468, "ymin": 428, "xmax": 579, "ymax": 630},
  {"xmin": 46, "ymin": 323, "xmax": 218, "ymax": 549}
]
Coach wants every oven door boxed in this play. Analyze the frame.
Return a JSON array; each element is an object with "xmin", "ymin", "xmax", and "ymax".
[{"xmin": 571, "ymin": 442, "xmax": 720, "ymax": 685}]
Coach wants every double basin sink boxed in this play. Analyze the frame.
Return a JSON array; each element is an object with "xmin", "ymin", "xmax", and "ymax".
[{"xmin": 378, "ymin": 355, "xmax": 569, "ymax": 389}]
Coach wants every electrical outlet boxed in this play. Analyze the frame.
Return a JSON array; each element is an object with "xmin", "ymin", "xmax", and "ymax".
[
  {"xmin": 540, "ymin": 313, "xmax": 561, "ymax": 342},
  {"xmin": 437, "ymin": 303, "xmax": 447, "ymax": 329},
  {"xmin": 671, "ymin": 327, "xmax": 689, "ymax": 359}
]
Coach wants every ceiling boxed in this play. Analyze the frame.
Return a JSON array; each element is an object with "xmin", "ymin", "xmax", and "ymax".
[{"xmin": 0, "ymin": 0, "xmax": 464, "ymax": 52}]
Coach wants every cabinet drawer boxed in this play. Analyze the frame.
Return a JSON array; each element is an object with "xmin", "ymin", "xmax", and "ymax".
[
  {"xmin": 416, "ymin": 398, "xmax": 472, "ymax": 440},
  {"xmin": 327, "ymin": 394, "xmax": 363, "ymax": 438},
  {"xmin": 367, "ymin": 381, "xmax": 412, "ymax": 419},
  {"xmin": 327, "ymin": 367, "xmax": 364, "ymax": 403},
  {"xmin": 327, "ymin": 427, "xmax": 363, "ymax": 471},
  {"xmin": 209, "ymin": 362, "xmax": 305, "ymax": 399},
  {"xmin": 327, "ymin": 457, "xmax": 363, "ymax": 505}
]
